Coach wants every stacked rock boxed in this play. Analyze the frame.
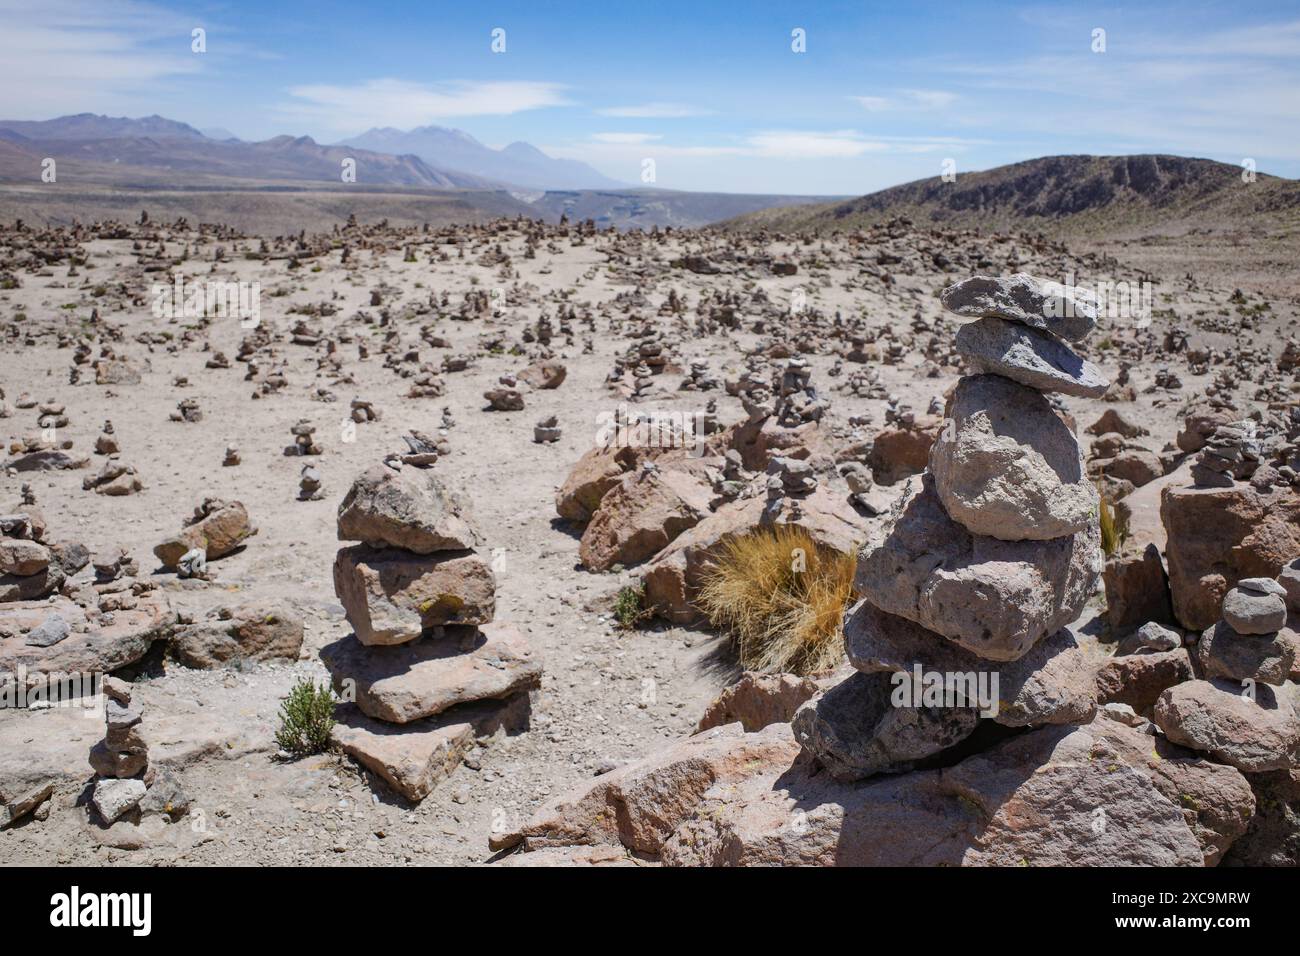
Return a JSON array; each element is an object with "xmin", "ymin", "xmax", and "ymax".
[
  {"xmin": 774, "ymin": 355, "xmax": 829, "ymax": 426},
  {"xmin": 794, "ymin": 274, "xmax": 1106, "ymax": 780},
  {"xmin": 1154, "ymin": 576, "xmax": 1300, "ymax": 773},
  {"xmin": 286, "ymin": 420, "xmax": 322, "ymax": 456},
  {"xmin": 762, "ymin": 457, "xmax": 817, "ymax": 524},
  {"xmin": 321, "ymin": 464, "xmax": 542, "ymax": 801},
  {"xmin": 89, "ymin": 677, "xmax": 189, "ymax": 826},
  {"xmin": 1190, "ymin": 420, "xmax": 1262, "ymax": 488}
]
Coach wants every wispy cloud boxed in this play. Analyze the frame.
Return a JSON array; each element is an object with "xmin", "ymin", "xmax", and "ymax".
[
  {"xmin": 553, "ymin": 130, "xmax": 982, "ymax": 163},
  {"xmin": 0, "ymin": 0, "xmax": 202, "ymax": 116},
  {"xmin": 591, "ymin": 132, "xmax": 662, "ymax": 144},
  {"xmin": 278, "ymin": 79, "xmax": 571, "ymax": 137},
  {"xmin": 852, "ymin": 89, "xmax": 956, "ymax": 112},
  {"xmin": 595, "ymin": 102, "xmax": 710, "ymax": 118}
]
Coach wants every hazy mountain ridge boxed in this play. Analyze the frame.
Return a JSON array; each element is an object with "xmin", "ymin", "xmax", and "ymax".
[
  {"xmin": 342, "ymin": 124, "xmax": 625, "ymax": 190},
  {"xmin": 0, "ymin": 126, "xmax": 502, "ymax": 190}
]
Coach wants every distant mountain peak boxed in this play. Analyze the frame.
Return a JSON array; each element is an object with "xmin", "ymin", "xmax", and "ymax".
[{"xmin": 341, "ymin": 125, "xmax": 625, "ymax": 191}]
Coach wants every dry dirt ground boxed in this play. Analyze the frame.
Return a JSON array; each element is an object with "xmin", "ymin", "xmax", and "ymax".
[{"xmin": 1, "ymin": 221, "xmax": 1295, "ymax": 865}]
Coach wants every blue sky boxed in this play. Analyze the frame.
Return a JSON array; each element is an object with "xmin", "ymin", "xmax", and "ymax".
[{"xmin": 3, "ymin": 0, "xmax": 1299, "ymax": 194}]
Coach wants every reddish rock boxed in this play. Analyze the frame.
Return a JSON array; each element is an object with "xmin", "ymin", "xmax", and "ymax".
[{"xmin": 1161, "ymin": 481, "xmax": 1300, "ymax": 630}]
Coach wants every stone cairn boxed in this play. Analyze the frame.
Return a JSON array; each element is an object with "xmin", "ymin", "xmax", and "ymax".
[
  {"xmin": 89, "ymin": 676, "xmax": 189, "ymax": 826},
  {"xmin": 795, "ymin": 273, "xmax": 1107, "ymax": 780},
  {"xmin": 1153, "ymin": 572, "xmax": 1300, "ymax": 774},
  {"xmin": 321, "ymin": 464, "xmax": 542, "ymax": 801}
]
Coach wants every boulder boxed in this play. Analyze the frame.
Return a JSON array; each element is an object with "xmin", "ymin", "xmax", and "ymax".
[
  {"xmin": 332, "ymin": 546, "xmax": 496, "ymax": 645},
  {"xmin": 1091, "ymin": 715, "xmax": 1255, "ymax": 866},
  {"xmin": 1099, "ymin": 448, "xmax": 1163, "ymax": 489},
  {"xmin": 0, "ymin": 565, "xmax": 64, "ymax": 602},
  {"xmin": 0, "ymin": 593, "xmax": 171, "ymax": 676},
  {"xmin": 517, "ymin": 361, "xmax": 567, "ymax": 390},
  {"xmin": 955, "ymin": 316, "xmax": 1108, "ymax": 397},
  {"xmin": 940, "ymin": 273, "xmax": 1097, "ymax": 342},
  {"xmin": 1087, "ymin": 409, "xmax": 1148, "ymax": 439},
  {"xmin": 0, "ymin": 539, "xmax": 50, "ymax": 576},
  {"xmin": 1103, "ymin": 543, "xmax": 1175, "ymax": 632},
  {"xmin": 695, "ymin": 671, "xmax": 826, "ymax": 734},
  {"xmin": 792, "ymin": 671, "xmax": 981, "ymax": 781},
  {"xmin": 92, "ymin": 778, "xmax": 146, "ymax": 824},
  {"xmin": 154, "ymin": 500, "xmax": 256, "ymax": 569},
  {"xmin": 842, "ymin": 600, "xmax": 1100, "ymax": 727},
  {"xmin": 1161, "ymin": 481, "xmax": 1300, "ymax": 630},
  {"xmin": 498, "ymin": 722, "xmax": 801, "ymax": 855},
  {"xmin": 330, "ymin": 694, "xmax": 532, "ymax": 802},
  {"xmin": 555, "ymin": 444, "xmax": 633, "ymax": 525},
  {"xmin": 930, "ymin": 374, "xmax": 1095, "ymax": 541},
  {"xmin": 337, "ymin": 465, "xmax": 481, "ymax": 554},
  {"xmin": 1221, "ymin": 583, "xmax": 1288, "ymax": 635},
  {"xmin": 659, "ymin": 724, "xmax": 1202, "ymax": 866},
  {"xmin": 1197, "ymin": 620, "xmax": 1294, "ymax": 685},
  {"xmin": 170, "ymin": 599, "xmax": 304, "ymax": 668},
  {"xmin": 1095, "ymin": 648, "xmax": 1194, "ymax": 714},
  {"xmin": 855, "ymin": 475, "xmax": 1101, "ymax": 661},
  {"xmin": 1222, "ymin": 769, "xmax": 1300, "ymax": 867},
  {"xmin": 578, "ymin": 465, "xmax": 714, "ymax": 571},
  {"xmin": 319, "ymin": 623, "xmax": 541, "ymax": 724},
  {"xmin": 1155, "ymin": 679, "xmax": 1300, "ymax": 773}
]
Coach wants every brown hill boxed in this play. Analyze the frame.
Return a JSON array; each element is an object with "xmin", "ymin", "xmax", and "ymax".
[{"xmin": 724, "ymin": 155, "xmax": 1300, "ymax": 236}]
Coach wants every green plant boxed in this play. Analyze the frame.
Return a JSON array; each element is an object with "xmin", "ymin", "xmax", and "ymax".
[
  {"xmin": 274, "ymin": 679, "xmax": 336, "ymax": 758},
  {"xmin": 697, "ymin": 525, "xmax": 855, "ymax": 675},
  {"xmin": 613, "ymin": 584, "xmax": 649, "ymax": 629}
]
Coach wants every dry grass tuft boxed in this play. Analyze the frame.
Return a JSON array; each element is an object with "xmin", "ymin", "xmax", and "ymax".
[
  {"xmin": 1098, "ymin": 487, "xmax": 1129, "ymax": 557},
  {"xmin": 697, "ymin": 524, "xmax": 855, "ymax": 675}
]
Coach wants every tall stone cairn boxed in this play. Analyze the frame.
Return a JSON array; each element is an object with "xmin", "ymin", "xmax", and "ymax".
[
  {"xmin": 321, "ymin": 464, "xmax": 542, "ymax": 801},
  {"xmin": 795, "ymin": 273, "xmax": 1107, "ymax": 781}
]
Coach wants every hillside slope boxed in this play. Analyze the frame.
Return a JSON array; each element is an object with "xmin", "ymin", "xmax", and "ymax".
[{"xmin": 723, "ymin": 155, "xmax": 1300, "ymax": 238}]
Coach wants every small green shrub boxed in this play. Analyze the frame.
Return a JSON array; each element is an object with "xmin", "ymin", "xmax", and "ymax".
[
  {"xmin": 613, "ymin": 584, "xmax": 649, "ymax": 629},
  {"xmin": 275, "ymin": 679, "xmax": 336, "ymax": 758}
]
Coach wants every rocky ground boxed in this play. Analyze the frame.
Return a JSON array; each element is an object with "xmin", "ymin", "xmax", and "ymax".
[{"xmin": 1, "ymin": 213, "xmax": 1297, "ymax": 865}]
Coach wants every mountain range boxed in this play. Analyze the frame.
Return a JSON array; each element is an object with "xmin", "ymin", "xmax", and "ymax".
[
  {"xmin": 0, "ymin": 113, "xmax": 620, "ymax": 192},
  {"xmin": 342, "ymin": 125, "xmax": 624, "ymax": 191}
]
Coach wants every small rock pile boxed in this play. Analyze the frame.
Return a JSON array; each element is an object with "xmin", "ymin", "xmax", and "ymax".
[
  {"xmin": 90, "ymin": 677, "xmax": 189, "ymax": 826},
  {"xmin": 795, "ymin": 273, "xmax": 1105, "ymax": 779},
  {"xmin": 321, "ymin": 464, "xmax": 542, "ymax": 800},
  {"xmin": 1191, "ymin": 420, "xmax": 1262, "ymax": 488},
  {"xmin": 1155, "ymin": 575, "xmax": 1300, "ymax": 773}
]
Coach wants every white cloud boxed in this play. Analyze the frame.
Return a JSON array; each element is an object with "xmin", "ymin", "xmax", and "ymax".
[
  {"xmin": 595, "ymin": 102, "xmax": 709, "ymax": 118},
  {"xmin": 590, "ymin": 132, "xmax": 662, "ymax": 144},
  {"xmin": 852, "ymin": 89, "xmax": 956, "ymax": 112},
  {"xmin": 746, "ymin": 130, "xmax": 887, "ymax": 158},
  {"xmin": 278, "ymin": 79, "xmax": 570, "ymax": 136},
  {"xmin": 0, "ymin": 0, "xmax": 203, "ymax": 116}
]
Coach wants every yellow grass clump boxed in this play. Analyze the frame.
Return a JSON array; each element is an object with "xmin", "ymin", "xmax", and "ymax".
[
  {"xmin": 1097, "ymin": 486, "xmax": 1129, "ymax": 557},
  {"xmin": 697, "ymin": 524, "xmax": 855, "ymax": 675}
]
